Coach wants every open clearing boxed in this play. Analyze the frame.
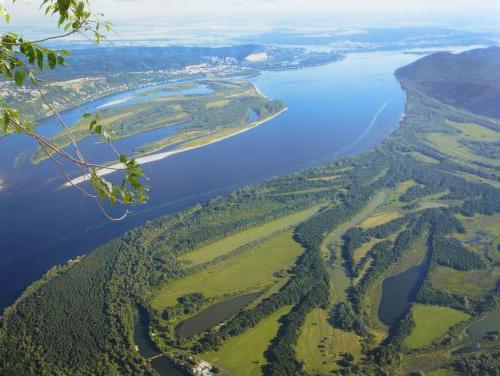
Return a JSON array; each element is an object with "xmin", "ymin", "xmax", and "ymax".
[
  {"xmin": 456, "ymin": 213, "xmax": 500, "ymax": 262},
  {"xmin": 432, "ymin": 265, "xmax": 500, "ymax": 299},
  {"xmin": 307, "ymin": 175, "xmax": 340, "ymax": 182},
  {"xmin": 408, "ymin": 151, "xmax": 440, "ymax": 164},
  {"xmin": 426, "ymin": 369, "xmax": 457, "ymax": 376},
  {"xmin": 296, "ymin": 308, "xmax": 362, "ymax": 374},
  {"xmin": 201, "ymin": 305, "xmax": 291, "ymax": 376},
  {"xmin": 426, "ymin": 132, "xmax": 500, "ymax": 168},
  {"xmin": 398, "ymin": 350, "xmax": 452, "ymax": 375},
  {"xmin": 180, "ymin": 205, "xmax": 321, "ymax": 264},
  {"xmin": 386, "ymin": 180, "xmax": 416, "ymax": 205},
  {"xmin": 404, "ymin": 304, "xmax": 470, "ymax": 349},
  {"xmin": 359, "ymin": 211, "xmax": 402, "ymax": 229},
  {"xmin": 445, "ymin": 120, "xmax": 500, "ymax": 141},
  {"xmin": 353, "ymin": 238, "xmax": 385, "ymax": 262},
  {"xmin": 322, "ymin": 190, "xmax": 389, "ymax": 256},
  {"xmin": 151, "ymin": 230, "xmax": 303, "ymax": 309}
]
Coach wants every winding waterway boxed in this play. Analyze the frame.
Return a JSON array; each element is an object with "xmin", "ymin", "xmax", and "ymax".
[{"xmin": 0, "ymin": 52, "xmax": 419, "ymax": 311}]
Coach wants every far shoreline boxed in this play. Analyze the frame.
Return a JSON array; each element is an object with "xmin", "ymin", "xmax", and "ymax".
[{"xmin": 64, "ymin": 106, "xmax": 288, "ymax": 187}]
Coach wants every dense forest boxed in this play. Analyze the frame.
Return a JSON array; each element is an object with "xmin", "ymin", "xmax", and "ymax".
[{"xmin": 1, "ymin": 48, "xmax": 500, "ymax": 375}]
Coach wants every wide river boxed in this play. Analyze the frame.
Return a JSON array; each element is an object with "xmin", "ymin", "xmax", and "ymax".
[{"xmin": 0, "ymin": 52, "xmax": 419, "ymax": 310}]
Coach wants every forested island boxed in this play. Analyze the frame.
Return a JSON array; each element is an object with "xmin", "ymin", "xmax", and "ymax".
[
  {"xmin": 32, "ymin": 80, "xmax": 286, "ymax": 168},
  {"xmin": 1, "ymin": 47, "xmax": 499, "ymax": 376}
]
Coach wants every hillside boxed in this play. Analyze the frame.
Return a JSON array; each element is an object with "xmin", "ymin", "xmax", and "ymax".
[
  {"xmin": 396, "ymin": 46, "xmax": 500, "ymax": 118},
  {"xmin": 1, "ymin": 48, "xmax": 500, "ymax": 375},
  {"xmin": 41, "ymin": 45, "xmax": 342, "ymax": 80}
]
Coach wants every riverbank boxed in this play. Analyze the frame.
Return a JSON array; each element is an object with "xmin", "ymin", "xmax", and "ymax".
[{"xmin": 64, "ymin": 106, "xmax": 288, "ymax": 187}]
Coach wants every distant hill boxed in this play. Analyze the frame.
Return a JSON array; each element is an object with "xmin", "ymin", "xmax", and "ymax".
[
  {"xmin": 396, "ymin": 46, "xmax": 500, "ymax": 118},
  {"xmin": 46, "ymin": 45, "xmax": 265, "ymax": 78},
  {"xmin": 43, "ymin": 45, "xmax": 341, "ymax": 80}
]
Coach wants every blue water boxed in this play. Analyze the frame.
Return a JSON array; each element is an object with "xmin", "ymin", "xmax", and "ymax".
[
  {"xmin": 378, "ymin": 263, "xmax": 426, "ymax": 326},
  {"xmin": 0, "ymin": 52, "xmax": 418, "ymax": 310}
]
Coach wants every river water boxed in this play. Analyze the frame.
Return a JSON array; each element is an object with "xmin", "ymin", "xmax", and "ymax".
[{"xmin": 0, "ymin": 52, "xmax": 418, "ymax": 310}]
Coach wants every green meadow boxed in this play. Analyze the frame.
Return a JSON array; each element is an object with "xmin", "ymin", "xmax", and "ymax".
[
  {"xmin": 180, "ymin": 205, "xmax": 321, "ymax": 265},
  {"xmin": 202, "ymin": 305, "xmax": 292, "ymax": 376},
  {"xmin": 151, "ymin": 230, "xmax": 304, "ymax": 309},
  {"xmin": 404, "ymin": 304, "xmax": 470, "ymax": 349}
]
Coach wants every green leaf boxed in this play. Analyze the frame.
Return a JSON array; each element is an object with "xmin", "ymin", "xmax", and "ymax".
[
  {"xmin": 57, "ymin": 0, "xmax": 71, "ymax": 17},
  {"xmin": 0, "ymin": 6, "xmax": 9, "ymax": 23},
  {"xmin": 14, "ymin": 70, "xmax": 25, "ymax": 86},
  {"xmin": 24, "ymin": 44, "xmax": 36, "ymax": 64},
  {"xmin": 47, "ymin": 51, "xmax": 57, "ymax": 69},
  {"xmin": 36, "ymin": 49, "xmax": 44, "ymax": 70}
]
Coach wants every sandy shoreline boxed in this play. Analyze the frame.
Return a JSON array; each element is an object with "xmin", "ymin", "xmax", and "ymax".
[{"xmin": 64, "ymin": 107, "xmax": 288, "ymax": 187}]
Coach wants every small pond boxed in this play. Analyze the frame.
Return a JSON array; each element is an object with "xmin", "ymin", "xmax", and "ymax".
[
  {"xmin": 378, "ymin": 262, "xmax": 427, "ymax": 326},
  {"xmin": 175, "ymin": 292, "xmax": 261, "ymax": 338},
  {"xmin": 468, "ymin": 311, "xmax": 500, "ymax": 339}
]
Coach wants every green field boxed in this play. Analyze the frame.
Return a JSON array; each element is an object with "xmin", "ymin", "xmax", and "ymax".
[
  {"xmin": 202, "ymin": 305, "xmax": 292, "ymax": 375},
  {"xmin": 445, "ymin": 119, "xmax": 500, "ymax": 141},
  {"xmin": 359, "ymin": 211, "xmax": 403, "ymax": 228},
  {"xmin": 426, "ymin": 131, "xmax": 500, "ymax": 170},
  {"xmin": 329, "ymin": 266, "xmax": 351, "ymax": 302},
  {"xmin": 151, "ymin": 230, "xmax": 304, "ymax": 309},
  {"xmin": 456, "ymin": 213, "xmax": 500, "ymax": 262},
  {"xmin": 397, "ymin": 350, "xmax": 453, "ymax": 375},
  {"xmin": 432, "ymin": 265, "xmax": 500, "ymax": 299},
  {"xmin": 321, "ymin": 190, "xmax": 389, "ymax": 256},
  {"xmin": 404, "ymin": 304, "xmax": 470, "ymax": 349},
  {"xmin": 408, "ymin": 151, "xmax": 440, "ymax": 164},
  {"xmin": 385, "ymin": 180, "xmax": 416, "ymax": 205},
  {"xmin": 180, "ymin": 205, "xmax": 321, "ymax": 264},
  {"xmin": 353, "ymin": 238, "xmax": 381, "ymax": 263},
  {"xmin": 307, "ymin": 174, "xmax": 340, "ymax": 182},
  {"xmin": 296, "ymin": 308, "xmax": 362, "ymax": 374},
  {"xmin": 426, "ymin": 369, "xmax": 457, "ymax": 376}
]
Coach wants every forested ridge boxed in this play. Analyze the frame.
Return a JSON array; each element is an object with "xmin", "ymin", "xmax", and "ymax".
[{"xmin": 1, "ymin": 48, "xmax": 500, "ymax": 375}]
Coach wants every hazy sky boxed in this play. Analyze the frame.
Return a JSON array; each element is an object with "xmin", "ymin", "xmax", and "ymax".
[{"xmin": 4, "ymin": 0, "xmax": 500, "ymax": 38}]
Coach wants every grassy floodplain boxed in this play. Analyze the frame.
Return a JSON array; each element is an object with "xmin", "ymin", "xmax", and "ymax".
[
  {"xmin": 404, "ymin": 304, "xmax": 470, "ymax": 349},
  {"xmin": 151, "ymin": 230, "xmax": 304, "ymax": 309},
  {"xmin": 180, "ymin": 204, "xmax": 322, "ymax": 264},
  {"xmin": 201, "ymin": 305, "xmax": 292, "ymax": 375},
  {"xmin": 359, "ymin": 211, "xmax": 403, "ymax": 228},
  {"xmin": 296, "ymin": 308, "xmax": 362, "ymax": 374},
  {"xmin": 432, "ymin": 266, "xmax": 500, "ymax": 299},
  {"xmin": 426, "ymin": 369, "xmax": 458, "ymax": 376}
]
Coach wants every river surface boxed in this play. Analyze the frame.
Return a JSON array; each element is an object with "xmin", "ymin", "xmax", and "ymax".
[
  {"xmin": 133, "ymin": 310, "xmax": 186, "ymax": 375},
  {"xmin": 0, "ymin": 52, "xmax": 418, "ymax": 311}
]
